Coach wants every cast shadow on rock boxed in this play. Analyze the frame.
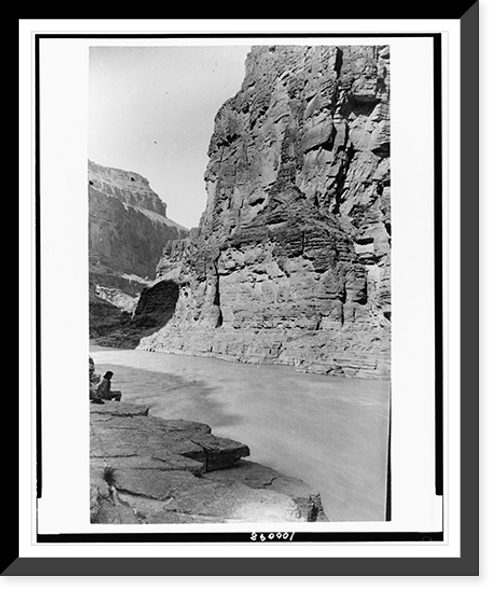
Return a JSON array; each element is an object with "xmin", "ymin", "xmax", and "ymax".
[{"xmin": 90, "ymin": 279, "xmax": 180, "ymax": 349}]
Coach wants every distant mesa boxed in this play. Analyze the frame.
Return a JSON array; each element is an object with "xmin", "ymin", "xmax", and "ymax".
[{"xmin": 88, "ymin": 159, "xmax": 177, "ymax": 220}]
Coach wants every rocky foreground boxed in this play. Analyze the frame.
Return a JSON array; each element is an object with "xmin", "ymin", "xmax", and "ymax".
[{"xmin": 90, "ymin": 401, "xmax": 327, "ymax": 524}]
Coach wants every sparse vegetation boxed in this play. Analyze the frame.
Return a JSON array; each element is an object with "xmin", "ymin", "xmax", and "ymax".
[{"xmin": 103, "ymin": 466, "xmax": 117, "ymax": 487}]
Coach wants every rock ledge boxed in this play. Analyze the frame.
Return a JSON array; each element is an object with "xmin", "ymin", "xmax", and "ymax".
[{"xmin": 90, "ymin": 401, "xmax": 327, "ymax": 524}]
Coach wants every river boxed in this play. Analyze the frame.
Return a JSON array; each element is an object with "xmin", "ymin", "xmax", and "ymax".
[{"xmin": 90, "ymin": 344, "xmax": 391, "ymax": 522}]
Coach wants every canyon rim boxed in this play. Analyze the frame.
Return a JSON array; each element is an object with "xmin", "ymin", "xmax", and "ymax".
[{"xmin": 88, "ymin": 44, "xmax": 391, "ymax": 524}]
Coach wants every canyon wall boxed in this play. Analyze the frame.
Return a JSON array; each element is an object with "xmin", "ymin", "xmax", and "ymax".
[
  {"xmin": 89, "ymin": 159, "xmax": 188, "ymax": 283},
  {"xmin": 139, "ymin": 45, "xmax": 391, "ymax": 379},
  {"xmin": 88, "ymin": 160, "xmax": 189, "ymax": 343}
]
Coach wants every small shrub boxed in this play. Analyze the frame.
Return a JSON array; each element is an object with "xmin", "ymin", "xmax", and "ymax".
[{"xmin": 103, "ymin": 466, "xmax": 117, "ymax": 487}]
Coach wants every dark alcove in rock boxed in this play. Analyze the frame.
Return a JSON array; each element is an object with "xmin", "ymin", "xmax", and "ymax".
[{"xmin": 90, "ymin": 279, "xmax": 180, "ymax": 349}]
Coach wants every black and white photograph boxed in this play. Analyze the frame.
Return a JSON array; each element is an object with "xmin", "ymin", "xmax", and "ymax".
[
  {"xmin": 14, "ymin": 10, "xmax": 482, "ymax": 577},
  {"xmin": 87, "ymin": 44, "xmax": 392, "ymax": 525}
]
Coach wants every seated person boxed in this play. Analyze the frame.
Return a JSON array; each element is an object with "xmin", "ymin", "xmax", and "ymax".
[{"xmin": 96, "ymin": 371, "xmax": 122, "ymax": 402}]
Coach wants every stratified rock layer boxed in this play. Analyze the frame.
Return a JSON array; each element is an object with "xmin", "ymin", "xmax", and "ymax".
[
  {"xmin": 88, "ymin": 160, "xmax": 189, "ymax": 344},
  {"xmin": 140, "ymin": 45, "xmax": 391, "ymax": 379},
  {"xmin": 89, "ymin": 159, "xmax": 188, "ymax": 282},
  {"xmin": 90, "ymin": 402, "xmax": 326, "ymax": 523}
]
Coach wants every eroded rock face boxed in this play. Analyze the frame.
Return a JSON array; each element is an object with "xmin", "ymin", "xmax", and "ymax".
[
  {"xmin": 133, "ymin": 279, "xmax": 180, "ymax": 328},
  {"xmin": 140, "ymin": 45, "xmax": 391, "ymax": 379},
  {"xmin": 90, "ymin": 401, "xmax": 327, "ymax": 524},
  {"xmin": 89, "ymin": 159, "xmax": 167, "ymax": 217},
  {"xmin": 88, "ymin": 160, "xmax": 189, "ymax": 345},
  {"xmin": 89, "ymin": 159, "xmax": 188, "ymax": 281}
]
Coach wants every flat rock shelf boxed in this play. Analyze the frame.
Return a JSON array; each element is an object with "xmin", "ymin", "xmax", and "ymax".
[{"xmin": 90, "ymin": 401, "xmax": 328, "ymax": 524}]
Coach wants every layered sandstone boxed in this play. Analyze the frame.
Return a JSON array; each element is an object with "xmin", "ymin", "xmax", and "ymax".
[
  {"xmin": 88, "ymin": 160, "xmax": 189, "ymax": 344},
  {"xmin": 90, "ymin": 401, "xmax": 327, "ymax": 523},
  {"xmin": 89, "ymin": 159, "xmax": 188, "ymax": 282},
  {"xmin": 139, "ymin": 45, "xmax": 391, "ymax": 379}
]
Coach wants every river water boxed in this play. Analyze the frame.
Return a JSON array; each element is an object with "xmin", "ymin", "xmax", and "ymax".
[{"xmin": 90, "ymin": 345, "xmax": 391, "ymax": 522}]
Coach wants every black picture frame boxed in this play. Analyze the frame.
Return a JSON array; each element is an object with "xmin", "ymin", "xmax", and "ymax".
[{"xmin": 7, "ymin": 2, "xmax": 479, "ymax": 576}]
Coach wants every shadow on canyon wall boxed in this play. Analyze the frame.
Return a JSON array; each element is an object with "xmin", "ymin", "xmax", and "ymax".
[{"xmin": 89, "ymin": 279, "xmax": 179, "ymax": 349}]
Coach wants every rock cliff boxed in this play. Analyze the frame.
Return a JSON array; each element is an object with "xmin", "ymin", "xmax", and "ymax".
[
  {"xmin": 88, "ymin": 160, "xmax": 189, "ymax": 345},
  {"xmin": 90, "ymin": 401, "xmax": 327, "ymax": 523},
  {"xmin": 139, "ymin": 45, "xmax": 391, "ymax": 379}
]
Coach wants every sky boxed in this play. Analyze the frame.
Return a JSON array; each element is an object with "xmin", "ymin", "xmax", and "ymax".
[{"xmin": 88, "ymin": 45, "xmax": 252, "ymax": 229}]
